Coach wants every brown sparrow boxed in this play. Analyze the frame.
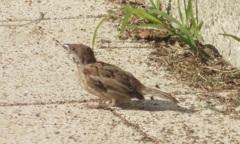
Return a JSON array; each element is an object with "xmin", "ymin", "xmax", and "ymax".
[{"xmin": 62, "ymin": 43, "xmax": 178, "ymax": 107}]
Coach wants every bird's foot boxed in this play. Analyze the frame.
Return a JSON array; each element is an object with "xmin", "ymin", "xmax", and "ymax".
[{"xmin": 85, "ymin": 104, "xmax": 113, "ymax": 110}]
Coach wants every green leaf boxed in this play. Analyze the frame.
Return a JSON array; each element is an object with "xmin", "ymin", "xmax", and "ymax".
[
  {"xmin": 178, "ymin": 26, "xmax": 198, "ymax": 52},
  {"xmin": 178, "ymin": 0, "xmax": 184, "ymax": 26},
  {"xmin": 186, "ymin": 0, "xmax": 193, "ymax": 26},
  {"xmin": 92, "ymin": 15, "xmax": 110, "ymax": 48},
  {"xmin": 124, "ymin": 6, "xmax": 162, "ymax": 24},
  {"xmin": 195, "ymin": 33, "xmax": 204, "ymax": 42},
  {"xmin": 220, "ymin": 33, "xmax": 240, "ymax": 42},
  {"xmin": 127, "ymin": 23, "xmax": 166, "ymax": 29},
  {"xmin": 156, "ymin": 0, "xmax": 162, "ymax": 10},
  {"xmin": 119, "ymin": 10, "xmax": 131, "ymax": 35},
  {"xmin": 149, "ymin": 9, "xmax": 182, "ymax": 26},
  {"xmin": 196, "ymin": 21, "xmax": 203, "ymax": 33},
  {"xmin": 149, "ymin": 0, "xmax": 157, "ymax": 9}
]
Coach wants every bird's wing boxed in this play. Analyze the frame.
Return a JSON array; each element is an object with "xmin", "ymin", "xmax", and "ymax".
[{"xmin": 81, "ymin": 62, "xmax": 144, "ymax": 100}]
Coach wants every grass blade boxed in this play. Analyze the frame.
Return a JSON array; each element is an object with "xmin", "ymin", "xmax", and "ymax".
[
  {"xmin": 120, "ymin": 10, "xmax": 131, "ymax": 35},
  {"xmin": 149, "ymin": 9, "xmax": 182, "ymax": 26},
  {"xmin": 124, "ymin": 6, "xmax": 162, "ymax": 24},
  {"xmin": 127, "ymin": 23, "xmax": 167, "ymax": 29},
  {"xmin": 220, "ymin": 33, "xmax": 240, "ymax": 42},
  {"xmin": 185, "ymin": 0, "xmax": 193, "ymax": 25},
  {"xmin": 156, "ymin": 0, "xmax": 162, "ymax": 10},
  {"xmin": 178, "ymin": 26, "xmax": 197, "ymax": 52},
  {"xmin": 178, "ymin": 0, "xmax": 184, "ymax": 26},
  {"xmin": 149, "ymin": 0, "xmax": 157, "ymax": 9},
  {"xmin": 92, "ymin": 15, "xmax": 110, "ymax": 47}
]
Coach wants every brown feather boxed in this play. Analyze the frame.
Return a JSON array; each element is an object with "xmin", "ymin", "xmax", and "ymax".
[{"xmin": 82, "ymin": 62, "xmax": 145, "ymax": 100}]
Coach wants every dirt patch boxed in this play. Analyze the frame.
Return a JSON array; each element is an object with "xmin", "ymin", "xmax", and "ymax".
[{"xmin": 149, "ymin": 35, "xmax": 239, "ymax": 101}]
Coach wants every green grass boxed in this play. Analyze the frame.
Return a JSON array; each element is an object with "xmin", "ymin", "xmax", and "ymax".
[
  {"xmin": 220, "ymin": 33, "xmax": 240, "ymax": 42},
  {"xmin": 92, "ymin": 0, "xmax": 204, "ymax": 53},
  {"xmin": 236, "ymin": 103, "xmax": 240, "ymax": 107},
  {"xmin": 119, "ymin": 0, "xmax": 203, "ymax": 53},
  {"xmin": 92, "ymin": 14, "xmax": 111, "ymax": 48}
]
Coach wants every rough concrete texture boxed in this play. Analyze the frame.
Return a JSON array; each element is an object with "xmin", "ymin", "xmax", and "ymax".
[
  {"xmin": 161, "ymin": 0, "xmax": 240, "ymax": 68},
  {"xmin": 0, "ymin": 0, "xmax": 240, "ymax": 144}
]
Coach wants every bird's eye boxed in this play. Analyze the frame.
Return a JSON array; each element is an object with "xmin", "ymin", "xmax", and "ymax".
[{"xmin": 71, "ymin": 47, "xmax": 76, "ymax": 52}]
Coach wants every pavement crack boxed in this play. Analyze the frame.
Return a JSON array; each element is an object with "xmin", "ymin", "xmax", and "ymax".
[
  {"xmin": 111, "ymin": 109, "xmax": 159, "ymax": 144},
  {"xmin": 0, "ymin": 99, "xmax": 89, "ymax": 107},
  {"xmin": 0, "ymin": 13, "xmax": 104, "ymax": 26}
]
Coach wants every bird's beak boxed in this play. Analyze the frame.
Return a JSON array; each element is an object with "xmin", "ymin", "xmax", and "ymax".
[{"xmin": 62, "ymin": 44, "xmax": 70, "ymax": 51}]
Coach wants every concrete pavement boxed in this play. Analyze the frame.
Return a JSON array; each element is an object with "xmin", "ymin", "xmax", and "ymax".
[{"xmin": 0, "ymin": 0, "xmax": 239, "ymax": 143}]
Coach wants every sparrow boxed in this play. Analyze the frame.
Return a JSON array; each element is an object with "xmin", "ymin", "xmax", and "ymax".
[{"xmin": 62, "ymin": 43, "xmax": 178, "ymax": 108}]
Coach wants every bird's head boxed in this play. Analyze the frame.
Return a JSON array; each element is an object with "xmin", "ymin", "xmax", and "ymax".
[{"xmin": 62, "ymin": 44, "xmax": 96, "ymax": 66}]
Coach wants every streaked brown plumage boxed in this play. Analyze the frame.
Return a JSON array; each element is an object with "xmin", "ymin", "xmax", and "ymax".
[{"xmin": 62, "ymin": 43, "xmax": 178, "ymax": 107}]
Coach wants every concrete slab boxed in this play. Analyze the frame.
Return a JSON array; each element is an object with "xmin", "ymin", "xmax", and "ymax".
[
  {"xmin": 0, "ymin": 104, "xmax": 147, "ymax": 144},
  {"xmin": 0, "ymin": 0, "xmax": 240, "ymax": 143}
]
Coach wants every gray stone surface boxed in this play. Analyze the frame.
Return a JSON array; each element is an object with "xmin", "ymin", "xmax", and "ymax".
[{"xmin": 0, "ymin": 0, "xmax": 240, "ymax": 143}]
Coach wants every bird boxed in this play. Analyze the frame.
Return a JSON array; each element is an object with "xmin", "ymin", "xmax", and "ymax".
[{"xmin": 62, "ymin": 43, "xmax": 178, "ymax": 108}]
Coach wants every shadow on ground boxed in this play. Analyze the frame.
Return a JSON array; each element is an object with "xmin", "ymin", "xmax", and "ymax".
[{"xmin": 119, "ymin": 99, "xmax": 194, "ymax": 113}]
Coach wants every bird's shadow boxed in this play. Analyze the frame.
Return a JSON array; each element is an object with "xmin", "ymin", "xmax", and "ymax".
[{"xmin": 118, "ymin": 99, "xmax": 194, "ymax": 113}]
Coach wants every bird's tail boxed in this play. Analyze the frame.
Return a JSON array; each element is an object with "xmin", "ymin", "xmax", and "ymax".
[{"xmin": 141, "ymin": 87, "xmax": 179, "ymax": 103}]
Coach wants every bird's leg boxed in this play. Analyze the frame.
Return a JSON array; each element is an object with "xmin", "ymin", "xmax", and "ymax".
[
  {"xmin": 111, "ymin": 98, "xmax": 118, "ymax": 107},
  {"xmin": 85, "ymin": 98, "xmax": 116, "ymax": 110},
  {"xmin": 85, "ymin": 98, "xmax": 119, "ymax": 110},
  {"xmin": 85, "ymin": 103, "xmax": 113, "ymax": 110},
  {"xmin": 91, "ymin": 98, "xmax": 108, "ymax": 104}
]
